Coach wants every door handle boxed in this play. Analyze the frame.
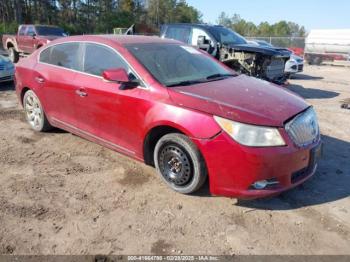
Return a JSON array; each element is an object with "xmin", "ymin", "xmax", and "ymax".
[
  {"xmin": 75, "ymin": 89, "xmax": 87, "ymax": 97},
  {"xmin": 35, "ymin": 76, "xmax": 45, "ymax": 84}
]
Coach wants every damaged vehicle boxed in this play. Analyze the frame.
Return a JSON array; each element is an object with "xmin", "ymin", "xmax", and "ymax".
[
  {"xmin": 248, "ymin": 40, "xmax": 304, "ymax": 78},
  {"xmin": 160, "ymin": 24, "xmax": 290, "ymax": 84},
  {"xmin": 15, "ymin": 35, "xmax": 321, "ymax": 199}
]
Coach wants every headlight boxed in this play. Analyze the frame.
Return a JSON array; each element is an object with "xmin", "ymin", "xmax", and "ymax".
[{"xmin": 214, "ymin": 116, "xmax": 285, "ymax": 147}]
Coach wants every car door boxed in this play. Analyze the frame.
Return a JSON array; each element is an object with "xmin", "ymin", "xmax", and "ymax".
[
  {"xmin": 17, "ymin": 25, "xmax": 27, "ymax": 52},
  {"xmin": 73, "ymin": 42, "xmax": 149, "ymax": 154},
  {"xmin": 20, "ymin": 25, "xmax": 35, "ymax": 53},
  {"xmin": 34, "ymin": 42, "xmax": 82, "ymax": 126}
]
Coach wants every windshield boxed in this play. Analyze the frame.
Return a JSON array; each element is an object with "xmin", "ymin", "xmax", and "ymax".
[
  {"xmin": 126, "ymin": 43, "xmax": 234, "ymax": 87},
  {"xmin": 36, "ymin": 26, "xmax": 66, "ymax": 36},
  {"xmin": 257, "ymin": 41, "xmax": 273, "ymax": 47},
  {"xmin": 208, "ymin": 27, "xmax": 247, "ymax": 45}
]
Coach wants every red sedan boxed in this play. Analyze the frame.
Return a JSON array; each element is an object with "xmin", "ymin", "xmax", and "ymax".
[{"xmin": 15, "ymin": 35, "xmax": 322, "ymax": 199}]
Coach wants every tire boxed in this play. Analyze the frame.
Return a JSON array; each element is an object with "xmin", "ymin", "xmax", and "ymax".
[
  {"xmin": 313, "ymin": 56, "xmax": 322, "ymax": 65},
  {"xmin": 8, "ymin": 47, "xmax": 19, "ymax": 63},
  {"xmin": 154, "ymin": 133, "xmax": 207, "ymax": 194},
  {"xmin": 23, "ymin": 90, "xmax": 52, "ymax": 132}
]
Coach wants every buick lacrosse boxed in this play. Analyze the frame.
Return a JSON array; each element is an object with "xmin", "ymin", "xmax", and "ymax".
[{"xmin": 15, "ymin": 35, "xmax": 322, "ymax": 198}]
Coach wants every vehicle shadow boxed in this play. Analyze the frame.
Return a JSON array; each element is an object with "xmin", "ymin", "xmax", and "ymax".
[
  {"xmin": 0, "ymin": 81, "xmax": 15, "ymax": 91},
  {"xmin": 236, "ymin": 134, "xmax": 350, "ymax": 210},
  {"xmin": 292, "ymin": 74, "xmax": 324, "ymax": 80},
  {"xmin": 287, "ymin": 84, "xmax": 339, "ymax": 99}
]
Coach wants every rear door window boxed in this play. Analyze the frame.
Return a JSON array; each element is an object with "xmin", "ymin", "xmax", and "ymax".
[
  {"xmin": 39, "ymin": 42, "xmax": 81, "ymax": 70},
  {"xmin": 83, "ymin": 43, "xmax": 128, "ymax": 76},
  {"xmin": 165, "ymin": 26, "xmax": 191, "ymax": 44}
]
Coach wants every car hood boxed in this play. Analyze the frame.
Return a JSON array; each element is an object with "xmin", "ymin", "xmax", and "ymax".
[
  {"xmin": 226, "ymin": 43, "xmax": 290, "ymax": 57},
  {"xmin": 168, "ymin": 75, "xmax": 308, "ymax": 127}
]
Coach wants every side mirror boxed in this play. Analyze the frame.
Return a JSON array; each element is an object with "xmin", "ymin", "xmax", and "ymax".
[
  {"xmin": 197, "ymin": 35, "xmax": 211, "ymax": 51},
  {"xmin": 30, "ymin": 32, "xmax": 36, "ymax": 39},
  {"xmin": 102, "ymin": 68, "xmax": 139, "ymax": 90},
  {"xmin": 197, "ymin": 35, "xmax": 206, "ymax": 46}
]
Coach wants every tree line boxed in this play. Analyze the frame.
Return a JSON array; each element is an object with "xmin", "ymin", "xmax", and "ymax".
[
  {"xmin": 0, "ymin": 0, "xmax": 202, "ymax": 34},
  {"xmin": 217, "ymin": 12, "xmax": 306, "ymax": 37},
  {"xmin": 0, "ymin": 0, "xmax": 306, "ymax": 37}
]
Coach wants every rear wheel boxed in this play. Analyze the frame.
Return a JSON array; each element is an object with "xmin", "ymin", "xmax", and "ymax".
[
  {"xmin": 8, "ymin": 47, "xmax": 19, "ymax": 63},
  {"xmin": 154, "ymin": 133, "xmax": 207, "ymax": 194},
  {"xmin": 313, "ymin": 56, "xmax": 322, "ymax": 65},
  {"xmin": 23, "ymin": 90, "xmax": 52, "ymax": 132}
]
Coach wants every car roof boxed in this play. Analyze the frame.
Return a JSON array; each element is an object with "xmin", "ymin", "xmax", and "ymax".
[
  {"xmin": 163, "ymin": 23, "xmax": 224, "ymax": 30},
  {"xmin": 20, "ymin": 24, "xmax": 61, "ymax": 28},
  {"xmin": 50, "ymin": 34, "xmax": 180, "ymax": 46}
]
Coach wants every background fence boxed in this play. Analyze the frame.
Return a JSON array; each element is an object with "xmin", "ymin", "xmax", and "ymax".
[{"xmin": 245, "ymin": 36, "xmax": 305, "ymax": 49}]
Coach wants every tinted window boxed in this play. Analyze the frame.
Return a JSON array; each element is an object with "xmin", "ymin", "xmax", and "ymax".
[
  {"xmin": 165, "ymin": 26, "xmax": 191, "ymax": 44},
  {"xmin": 126, "ymin": 43, "xmax": 232, "ymax": 87},
  {"xmin": 83, "ymin": 43, "xmax": 128, "ymax": 76},
  {"xmin": 36, "ymin": 26, "xmax": 66, "ymax": 36},
  {"xmin": 39, "ymin": 43, "xmax": 80, "ymax": 70},
  {"xmin": 208, "ymin": 27, "xmax": 247, "ymax": 45},
  {"xmin": 18, "ymin": 26, "xmax": 26, "ymax": 36}
]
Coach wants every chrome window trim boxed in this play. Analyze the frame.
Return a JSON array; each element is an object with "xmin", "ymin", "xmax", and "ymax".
[{"xmin": 37, "ymin": 40, "xmax": 149, "ymax": 89}]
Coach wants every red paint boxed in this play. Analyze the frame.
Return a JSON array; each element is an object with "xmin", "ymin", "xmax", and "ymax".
[
  {"xmin": 288, "ymin": 47, "xmax": 304, "ymax": 57},
  {"xmin": 2, "ymin": 24, "xmax": 65, "ymax": 56},
  {"xmin": 15, "ymin": 35, "xmax": 321, "ymax": 198}
]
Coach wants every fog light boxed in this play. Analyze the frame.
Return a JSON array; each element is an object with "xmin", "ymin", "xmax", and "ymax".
[
  {"xmin": 251, "ymin": 179, "xmax": 279, "ymax": 190},
  {"xmin": 252, "ymin": 180, "xmax": 268, "ymax": 189}
]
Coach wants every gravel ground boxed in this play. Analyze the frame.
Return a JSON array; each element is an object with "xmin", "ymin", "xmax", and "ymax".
[{"xmin": 0, "ymin": 65, "xmax": 349, "ymax": 255}]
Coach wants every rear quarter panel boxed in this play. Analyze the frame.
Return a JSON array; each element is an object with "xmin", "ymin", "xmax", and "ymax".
[{"xmin": 15, "ymin": 56, "xmax": 38, "ymax": 105}]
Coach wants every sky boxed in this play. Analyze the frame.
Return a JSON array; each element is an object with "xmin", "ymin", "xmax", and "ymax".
[{"xmin": 186, "ymin": 0, "xmax": 350, "ymax": 31}]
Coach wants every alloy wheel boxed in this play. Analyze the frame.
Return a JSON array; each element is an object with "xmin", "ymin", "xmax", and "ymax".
[{"xmin": 24, "ymin": 92, "xmax": 44, "ymax": 130}]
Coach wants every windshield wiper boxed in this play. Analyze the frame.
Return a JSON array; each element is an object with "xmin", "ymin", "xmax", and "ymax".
[
  {"xmin": 166, "ymin": 74, "xmax": 236, "ymax": 87},
  {"xmin": 206, "ymin": 73, "xmax": 237, "ymax": 80},
  {"xmin": 166, "ymin": 79, "xmax": 204, "ymax": 87}
]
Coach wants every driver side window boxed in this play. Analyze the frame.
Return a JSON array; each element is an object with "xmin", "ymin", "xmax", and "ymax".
[
  {"xmin": 26, "ymin": 26, "xmax": 36, "ymax": 36},
  {"xmin": 83, "ymin": 43, "xmax": 129, "ymax": 76},
  {"xmin": 191, "ymin": 28, "xmax": 212, "ymax": 46}
]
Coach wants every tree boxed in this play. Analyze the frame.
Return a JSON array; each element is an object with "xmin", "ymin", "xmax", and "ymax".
[{"xmin": 216, "ymin": 12, "xmax": 306, "ymax": 37}]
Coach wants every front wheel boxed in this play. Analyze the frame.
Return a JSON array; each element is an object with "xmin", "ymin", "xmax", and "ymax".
[
  {"xmin": 23, "ymin": 90, "xmax": 52, "ymax": 132},
  {"xmin": 8, "ymin": 47, "xmax": 19, "ymax": 63},
  {"xmin": 154, "ymin": 133, "xmax": 207, "ymax": 194}
]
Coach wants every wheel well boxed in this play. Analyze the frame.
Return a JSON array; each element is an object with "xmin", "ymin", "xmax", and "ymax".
[
  {"xmin": 143, "ymin": 126, "xmax": 184, "ymax": 166},
  {"xmin": 20, "ymin": 87, "xmax": 31, "ymax": 105}
]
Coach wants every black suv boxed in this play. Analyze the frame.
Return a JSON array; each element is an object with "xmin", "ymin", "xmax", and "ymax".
[{"xmin": 160, "ymin": 24, "xmax": 290, "ymax": 84}]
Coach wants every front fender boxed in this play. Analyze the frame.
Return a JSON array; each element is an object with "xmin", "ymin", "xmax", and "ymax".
[{"xmin": 143, "ymin": 103, "xmax": 221, "ymax": 139}]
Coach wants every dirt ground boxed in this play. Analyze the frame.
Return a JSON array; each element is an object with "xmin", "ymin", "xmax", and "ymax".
[{"xmin": 0, "ymin": 65, "xmax": 349, "ymax": 255}]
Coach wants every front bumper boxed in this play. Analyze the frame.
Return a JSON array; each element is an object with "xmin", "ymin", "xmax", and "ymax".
[
  {"xmin": 193, "ymin": 130, "xmax": 321, "ymax": 199},
  {"xmin": 285, "ymin": 60, "xmax": 304, "ymax": 74}
]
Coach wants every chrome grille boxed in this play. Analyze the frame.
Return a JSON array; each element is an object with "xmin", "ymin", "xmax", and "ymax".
[
  {"xmin": 0, "ymin": 64, "xmax": 5, "ymax": 70},
  {"xmin": 285, "ymin": 107, "xmax": 320, "ymax": 147}
]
